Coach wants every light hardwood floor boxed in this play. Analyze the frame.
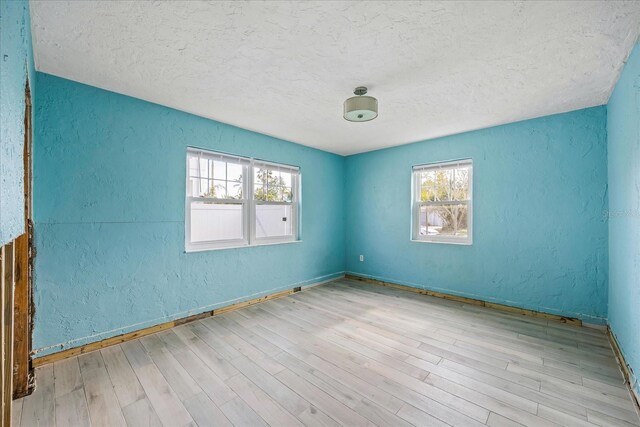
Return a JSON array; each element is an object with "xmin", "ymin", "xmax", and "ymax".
[{"xmin": 12, "ymin": 279, "xmax": 640, "ymax": 427}]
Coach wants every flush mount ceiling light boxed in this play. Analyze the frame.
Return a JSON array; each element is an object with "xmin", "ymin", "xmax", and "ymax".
[{"xmin": 344, "ymin": 86, "xmax": 378, "ymax": 122}]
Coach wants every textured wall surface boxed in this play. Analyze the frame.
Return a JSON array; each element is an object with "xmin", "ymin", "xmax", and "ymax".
[
  {"xmin": 607, "ymin": 42, "xmax": 640, "ymax": 397},
  {"xmin": 345, "ymin": 107, "xmax": 609, "ymax": 322},
  {"xmin": 0, "ymin": 0, "xmax": 35, "ymax": 245},
  {"xmin": 33, "ymin": 73, "xmax": 345, "ymax": 356}
]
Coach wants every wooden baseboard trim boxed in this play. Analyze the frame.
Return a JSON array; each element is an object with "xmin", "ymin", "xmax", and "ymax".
[
  {"xmin": 33, "ymin": 284, "xmax": 309, "ymax": 367},
  {"xmin": 344, "ymin": 273, "xmax": 582, "ymax": 326},
  {"xmin": 607, "ymin": 328, "xmax": 640, "ymax": 416}
]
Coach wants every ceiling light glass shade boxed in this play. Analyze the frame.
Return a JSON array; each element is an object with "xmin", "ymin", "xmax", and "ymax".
[{"xmin": 344, "ymin": 95, "xmax": 378, "ymax": 122}]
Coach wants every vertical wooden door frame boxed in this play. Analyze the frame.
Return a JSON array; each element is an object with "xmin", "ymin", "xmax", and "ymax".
[{"xmin": 12, "ymin": 78, "xmax": 35, "ymax": 399}]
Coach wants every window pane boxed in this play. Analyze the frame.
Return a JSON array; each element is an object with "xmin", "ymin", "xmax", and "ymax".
[
  {"xmin": 254, "ymin": 168, "xmax": 264, "ymax": 184},
  {"xmin": 419, "ymin": 167, "xmax": 470, "ymax": 202},
  {"xmin": 199, "ymin": 158, "xmax": 212, "ymax": 179},
  {"xmin": 282, "ymin": 187, "xmax": 293, "ymax": 202},
  {"xmin": 256, "ymin": 204, "xmax": 293, "ymax": 238},
  {"xmin": 188, "ymin": 177, "xmax": 199, "ymax": 197},
  {"xmin": 421, "ymin": 170, "xmax": 435, "ymax": 187},
  {"xmin": 254, "ymin": 168, "xmax": 290, "ymax": 201},
  {"xmin": 228, "ymin": 181, "xmax": 243, "ymax": 199},
  {"xmin": 418, "ymin": 205, "xmax": 428, "ymax": 236},
  {"xmin": 190, "ymin": 201, "xmax": 244, "ymax": 242},
  {"xmin": 281, "ymin": 171, "xmax": 292, "ymax": 187},
  {"xmin": 188, "ymin": 156, "xmax": 199, "ymax": 177},
  {"xmin": 227, "ymin": 163, "xmax": 243, "ymax": 182},
  {"xmin": 197, "ymin": 170, "xmax": 245, "ymax": 199},
  {"xmin": 452, "ymin": 166, "xmax": 470, "ymax": 200},
  {"xmin": 188, "ymin": 154, "xmax": 245, "ymax": 200},
  {"xmin": 213, "ymin": 160, "xmax": 226, "ymax": 180},
  {"xmin": 254, "ymin": 183, "xmax": 267, "ymax": 201},
  {"xmin": 213, "ymin": 180, "xmax": 227, "ymax": 199},
  {"xmin": 426, "ymin": 203, "xmax": 468, "ymax": 237},
  {"xmin": 420, "ymin": 171, "xmax": 438, "ymax": 202},
  {"xmin": 200, "ymin": 179, "xmax": 215, "ymax": 198},
  {"xmin": 420, "ymin": 175, "xmax": 435, "ymax": 202},
  {"xmin": 433, "ymin": 169, "xmax": 453, "ymax": 201}
]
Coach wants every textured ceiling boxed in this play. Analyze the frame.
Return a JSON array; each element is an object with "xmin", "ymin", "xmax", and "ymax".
[{"xmin": 30, "ymin": 1, "xmax": 640, "ymax": 155}]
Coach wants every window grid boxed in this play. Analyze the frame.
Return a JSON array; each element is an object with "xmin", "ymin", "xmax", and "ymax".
[
  {"xmin": 186, "ymin": 148, "xmax": 300, "ymax": 252},
  {"xmin": 412, "ymin": 160, "xmax": 473, "ymax": 245},
  {"xmin": 251, "ymin": 167, "xmax": 298, "ymax": 241}
]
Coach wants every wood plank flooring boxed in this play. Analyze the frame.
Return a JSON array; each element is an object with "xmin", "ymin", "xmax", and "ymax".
[{"xmin": 12, "ymin": 279, "xmax": 640, "ymax": 426}]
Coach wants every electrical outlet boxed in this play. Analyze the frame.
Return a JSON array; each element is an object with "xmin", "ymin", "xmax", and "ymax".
[{"xmin": 359, "ymin": 255, "xmax": 364, "ymax": 262}]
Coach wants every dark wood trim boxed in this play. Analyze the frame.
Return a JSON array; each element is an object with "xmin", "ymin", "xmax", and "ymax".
[
  {"xmin": 1, "ymin": 243, "xmax": 15, "ymax": 426},
  {"xmin": 12, "ymin": 234, "xmax": 32, "ymax": 398},
  {"xmin": 607, "ymin": 327, "xmax": 640, "ymax": 416},
  {"xmin": 33, "ymin": 284, "xmax": 309, "ymax": 367},
  {"xmin": 345, "ymin": 273, "xmax": 583, "ymax": 326},
  {"xmin": 13, "ymin": 79, "xmax": 34, "ymax": 399}
]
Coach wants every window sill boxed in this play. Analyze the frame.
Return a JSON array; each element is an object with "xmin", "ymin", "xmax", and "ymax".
[
  {"xmin": 185, "ymin": 240, "xmax": 302, "ymax": 253},
  {"xmin": 411, "ymin": 238, "xmax": 472, "ymax": 246},
  {"xmin": 253, "ymin": 239, "xmax": 302, "ymax": 247}
]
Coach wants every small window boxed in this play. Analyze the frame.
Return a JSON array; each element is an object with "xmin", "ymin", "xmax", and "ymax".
[
  {"xmin": 186, "ymin": 148, "xmax": 300, "ymax": 251},
  {"xmin": 412, "ymin": 159, "xmax": 472, "ymax": 245}
]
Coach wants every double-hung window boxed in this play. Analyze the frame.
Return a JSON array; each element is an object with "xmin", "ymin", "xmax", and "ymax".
[
  {"xmin": 185, "ymin": 148, "xmax": 300, "ymax": 251},
  {"xmin": 252, "ymin": 160, "xmax": 299, "ymax": 244},
  {"xmin": 412, "ymin": 159, "xmax": 472, "ymax": 245}
]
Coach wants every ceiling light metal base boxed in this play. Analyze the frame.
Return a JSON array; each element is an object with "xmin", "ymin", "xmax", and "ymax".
[{"xmin": 354, "ymin": 86, "xmax": 368, "ymax": 96}]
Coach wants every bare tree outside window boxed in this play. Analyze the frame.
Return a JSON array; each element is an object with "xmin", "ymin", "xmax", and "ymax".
[{"xmin": 413, "ymin": 160, "xmax": 472, "ymax": 244}]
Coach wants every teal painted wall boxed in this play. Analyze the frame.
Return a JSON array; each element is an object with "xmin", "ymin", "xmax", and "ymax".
[
  {"xmin": 607, "ymin": 42, "xmax": 640, "ymax": 397},
  {"xmin": 31, "ymin": 47, "xmax": 619, "ymax": 357},
  {"xmin": 33, "ymin": 72, "xmax": 612, "ymax": 356},
  {"xmin": 0, "ymin": 0, "xmax": 35, "ymax": 245},
  {"xmin": 345, "ymin": 107, "xmax": 609, "ymax": 323},
  {"xmin": 33, "ymin": 73, "xmax": 345, "ymax": 356}
]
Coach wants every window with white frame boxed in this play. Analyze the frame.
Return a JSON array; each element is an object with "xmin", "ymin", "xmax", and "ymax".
[
  {"xmin": 412, "ymin": 159, "xmax": 472, "ymax": 244},
  {"xmin": 252, "ymin": 161, "xmax": 299, "ymax": 242},
  {"xmin": 185, "ymin": 148, "xmax": 300, "ymax": 251}
]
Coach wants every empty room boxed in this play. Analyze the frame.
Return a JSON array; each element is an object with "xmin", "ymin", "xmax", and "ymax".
[{"xmin": 1, "ymin": 1, "xmax": 640, "ymax": 426}]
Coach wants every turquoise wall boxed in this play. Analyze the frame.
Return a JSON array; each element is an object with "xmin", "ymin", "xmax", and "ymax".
[
  {"xmin": 0, "ymin": 0, "xmax": 35, "ymax": 245},
  {"xmin": 33, "ymin": 73, "xmax": 345, "ymax": 356},
  {"xmin": 30, "ymin": 40, "xmax": 625, "ymax": 359},
  {"xmin": 345, "ymin": 107, "xmax": 609, "ymax": 323},
  {"xmin": 8, "ymin": 4, "xmax": 636, "ymax": 397},
  {"xmin": 33, "ymin": 71, "xmax": 612, "ymax": 356},
  {"xmin": 607, "ymin": 42, "xmax": 640, "ymax": 397}
]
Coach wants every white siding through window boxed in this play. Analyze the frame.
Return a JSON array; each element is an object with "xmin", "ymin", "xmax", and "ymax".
[{"xmin": 185, "ymin": 148, "xmax": 300, "ymax": 251}]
